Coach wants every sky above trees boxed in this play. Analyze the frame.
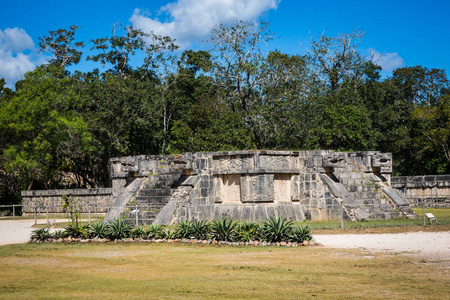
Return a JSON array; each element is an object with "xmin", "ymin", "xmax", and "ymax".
[{"xmin": 0, "ymin": 0, "xmax": 449, "ymax": 87}]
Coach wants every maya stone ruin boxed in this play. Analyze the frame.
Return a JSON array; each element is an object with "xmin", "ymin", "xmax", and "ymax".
[{"xmin": 103, "ymin": 150, "xmax": 416, "ymax": 225}]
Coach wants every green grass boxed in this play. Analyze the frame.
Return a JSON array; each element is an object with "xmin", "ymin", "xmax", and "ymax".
[
  {"xmin": 304, "ymin": 207, "xmax": 450, "ymax": 234},
  {"xmin": 0, "ymin": 242, "xmax": 448, "ymax": 299}
]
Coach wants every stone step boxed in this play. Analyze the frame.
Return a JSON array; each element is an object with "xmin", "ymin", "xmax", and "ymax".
[
  {"xmin": 128, "ymin": 172, "xmax": 190, "ymax": 226},
  {"xmin": 134, "ymin": 196, "xmax": 171, "ymax": 204},
  {"xmin": 398, "ymin": 206, "xmax": 417, "ymax": 219},
  {"xmin": 138, "ymin": 219, "xmax": 155, "ymax": 226},
  {"xmin": 151, "ymin": 181, "xmax": 176, "ymax": 189},
  {"xmin": 134, "ymin": 205, "xmax": 167, "ymax": 212},
  {"xmin": 367, "ymin": 213, "xmax": 389, "ymax": 220},
  {"xmin": 133, "ymin": 206, "xmax": 166, "ymax": 212},
  {"xmin": 138, "ymin": 189, "xmax": 174, "ymax": 197},
  {"xmin": 363, "ymin": 199, "xmax": 390, "ymax": 205},
  {"xmin": 126, "ymin": 206, "xmax": 161, "ymax": 211},
  {"xmin": 384, "ymin": 211, "xmax": 401, "ymax": 219}
]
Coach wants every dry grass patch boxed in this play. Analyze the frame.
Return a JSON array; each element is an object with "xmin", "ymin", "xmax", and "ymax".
[{"xmin": 0, "ymin": 243, "xmax": 448, "ymax": 299}]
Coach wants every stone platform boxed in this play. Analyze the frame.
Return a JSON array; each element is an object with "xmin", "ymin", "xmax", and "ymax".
[{"xmin": 105, "ymin": 150, "xmax": 414, "ymax": 224}]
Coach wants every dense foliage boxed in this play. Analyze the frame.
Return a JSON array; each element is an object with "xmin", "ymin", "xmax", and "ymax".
[{"xmin": 1, "ymin": 22, "xmax": 449, "ymax": 205}]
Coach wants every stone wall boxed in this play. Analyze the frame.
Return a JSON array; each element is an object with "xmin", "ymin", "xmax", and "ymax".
[
  {"xmin": 21, "ymin": 188, "xmax": 113, "ymax": 214},
  {"xmin": 108, "ymin": 150, "xmax": 405, "ymax": 224},
  {"xmin": 391, "ymin": 175, "xmax": 450, "ymax": 207},
  {"xmin": 176, "ymin": 151, "xmax": 397, "ymax": 222},
  {"xmin": 22, "ymin": 150, "xmax": 427, "ymax": 223}
]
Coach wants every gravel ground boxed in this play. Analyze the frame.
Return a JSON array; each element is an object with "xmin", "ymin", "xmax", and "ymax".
[
  {"xmin": 0, "ymin": 219, "xmax": 37, "ymax": 246},
  {"xmin": 1, "ymin": 220, "xmax": 449, "ymax": 262},
  {"xmin": 315, "ymin": 232, "xmax": 450, "ymax": 261}
]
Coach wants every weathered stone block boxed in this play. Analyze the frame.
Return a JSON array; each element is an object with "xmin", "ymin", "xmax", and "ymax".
[{"xmin": 323, "ymin": 152, "xmax": 345, "ymax": 168}]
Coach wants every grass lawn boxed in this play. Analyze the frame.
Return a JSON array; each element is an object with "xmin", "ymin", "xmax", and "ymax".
[
  {"xmin": 0, "ymin": 242, "xmax": 448, "ymax": 299},
  {"xmin": 307, "ymin": 207, "xmax": 450, "ymax": 234}
]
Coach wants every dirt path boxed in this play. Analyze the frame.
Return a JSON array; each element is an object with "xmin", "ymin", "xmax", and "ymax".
[
  {"xmin": 315, "ymin": 231, "xmax": 450, "ymax": 261},
  {"xmin": 0, "ymin": 219, "xmax": 77, "ymax": 246},
  {"xmin": 0, "ymin": 220, "xmax": 36, "ymax": 246}
]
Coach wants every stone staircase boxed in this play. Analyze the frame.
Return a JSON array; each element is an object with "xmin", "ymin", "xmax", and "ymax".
[
  {"xmin": 320, "ymin": 173, "xmax": 403, "ymax": 221},
  {"xmin": 368, "ymin": 175, "xmax": 417, "ymax": 219},
  {"xmin": 320, "ymin": 174, "xmax": 368, "ymax": 221},
  {"xmin": 360, "ymin": 196, "xmax": 401, "ymax": 220},
  {"xmin": 132, "ymin": 173, "xmax": 188, "ymax": 225}
]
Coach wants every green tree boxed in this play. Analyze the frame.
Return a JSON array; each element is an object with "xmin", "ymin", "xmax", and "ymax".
[
  {"xmin": 88, "ymin": 25, "xmax": 147, "ymax": 78},
  {"xmin": 315, "ymin": 86, "xmax": 375, "ymax": 151},
  {"xmin": 257, "ymin": 51, "xmax": 316, "ymax": 149},
  {"xmin": 392, "ymin": 66, "xmax": 449, "ymax": 106},
  {"xmin": 208, "ymin": 20, "xmax": 274, "ymax": 147},
  {"xmin": 304, "ymin": 29, "xmax": 368, "ymax": 92},
  {"xmin": 0, "ymin": 66, "xmax": 95, "ymax": 193},
  {"xmin": 166, "ymin": 49, "xmax": 254, "ymax": 153},
  {"xmin": 0, "ymin": 78, "xmax": 17, "ymax": 204},
  {"xmin": 386, "ymin": 66, "xmax": 450, "ymax": 175},
  {"xmin": 410, "ymin": 94, "xmax": 450, "ymax": 174},
  {"xmin": 0, "ymin": 78, "xmax": 14, "ymax": 99},
  {"xmin": 38, "ymin": 25, "xmax": 84, "ymax": 68}
]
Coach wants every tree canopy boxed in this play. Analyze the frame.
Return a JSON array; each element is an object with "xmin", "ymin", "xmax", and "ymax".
[{"xmin": 1, "ymin": 23, "xmax": 449, "ymax": 205}]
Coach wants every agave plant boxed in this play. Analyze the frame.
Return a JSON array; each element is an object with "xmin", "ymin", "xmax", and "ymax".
[
  {"xmin": 262, "ymin": 217, "xmax": 293, "ymax": 242},
  {"xmin": 89, "ymin": 221, "xmax": 108, "ymax": 238},
  {"xmin": 235, "ymin": 221, "xmax": 261, "ymax": 242},
  {"xmin": 65, "ymin": 223, "xmax": 89, "ymax": 238},
  {"xmin": 211, "ymin": 217, "xmax": 237, "ymax": 241},
  {"xmin": 161, "ymin": 228, "xmax": 176, "ymax": 239},
  {"xmin": 190, "ymin": 220, "xmax": 211, "ymax": 240},
  {"xmin": 289, "ymin": 225, "xmax": 312, "ymax": 243},
  {"xmin": 146, "ymin": 224, "xmax": 164, "ymax": 239},
  {"xmin": 52, "ymin": 229, "xmax": 67, "ymax": 239},
  {"xmin": 30, "ymin": 228, "xmax": 51, "ymax": 242},
  {"xmin": 107, "ymin": 218, "xmax": 133, "ymax": 240},
  {"xmin": 130, "ymin": 227, "xmax": 146, "ymax": 239},
  {"xmin": 175, "ymin": 220, "xmax": 193, "ymax": 238}
]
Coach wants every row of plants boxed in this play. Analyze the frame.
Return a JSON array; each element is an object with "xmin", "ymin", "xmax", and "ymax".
[{"xmin": 30, "ymin": 217, "xmax": 313, "ymax": 243}]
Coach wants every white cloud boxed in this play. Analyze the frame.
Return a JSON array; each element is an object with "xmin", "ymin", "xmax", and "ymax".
[
  {"xmin": 0, "ymin": 27, "xmax": 37, "ymax": 88},
  {"xmin": 0, "ymin": 27, "xmax": 35, "ymax": 52},
  {"xmin": 370, "ymin": 49, "xmax": 404, "ymax": 72},
  {"xmin": 130, "ymin": 0, "xmax": 280, "ymax": 48},
  {"xmin": 0, "ymin": 50, "xmax": 35, "ymax": 85}
]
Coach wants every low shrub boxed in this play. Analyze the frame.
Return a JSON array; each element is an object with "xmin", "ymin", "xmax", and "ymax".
[
  {"xmin": 235, "ymin": 221, "xmax": 261, "ymax": 242},
  {"xmin": 107, "ymin": 218, "xmax": 133, "ymax": 240},
  {"xmin": 30, "ymin": 228, "xmax": 51, "ymax": 242},
  {"xmin": 130, "ymin": 227, "xmax": 146, "ymax": 239},
  {"xmin": 161, "ymin": 228, "xmax": 176, "ymax": 239},
  {"xmin": 89, "ymin": 221, "xmax": 108, "ymax": 238},
  {"xmin": 211, "ymin": 217, "xmax": 237, "ymax": 242},
  {"xmin": 65, "ymin": 223, "xmax": 89, "ymax": 238},
  {"xmin": 29, "ymin": 216, "xmax": 314, "ymax": 245},
  {"xmin": 190, "ymin": 220, "xmax": 211, "ymax": 240},
  {"xmin": 52, "ymin": 229, "xmax": 67, "ymax": 239},
  {"xmin": 146, "ymin": 224, "xmax": 164, "ymax": 239},
  {"xmin": 262, "ymin": 217, "xmax": 293, "ymax": 242},
  {"xmin": 175, "ymin": 220, "xmax": 193, "ymax": 238},
  {"xmin": 289, "ymin": 225, "xmax": 312, "ymax": 243}
]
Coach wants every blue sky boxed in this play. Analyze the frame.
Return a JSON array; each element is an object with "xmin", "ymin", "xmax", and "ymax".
[{"xmin": 1, "ymin": 0, "xmax": 449, "ymax": 87}]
